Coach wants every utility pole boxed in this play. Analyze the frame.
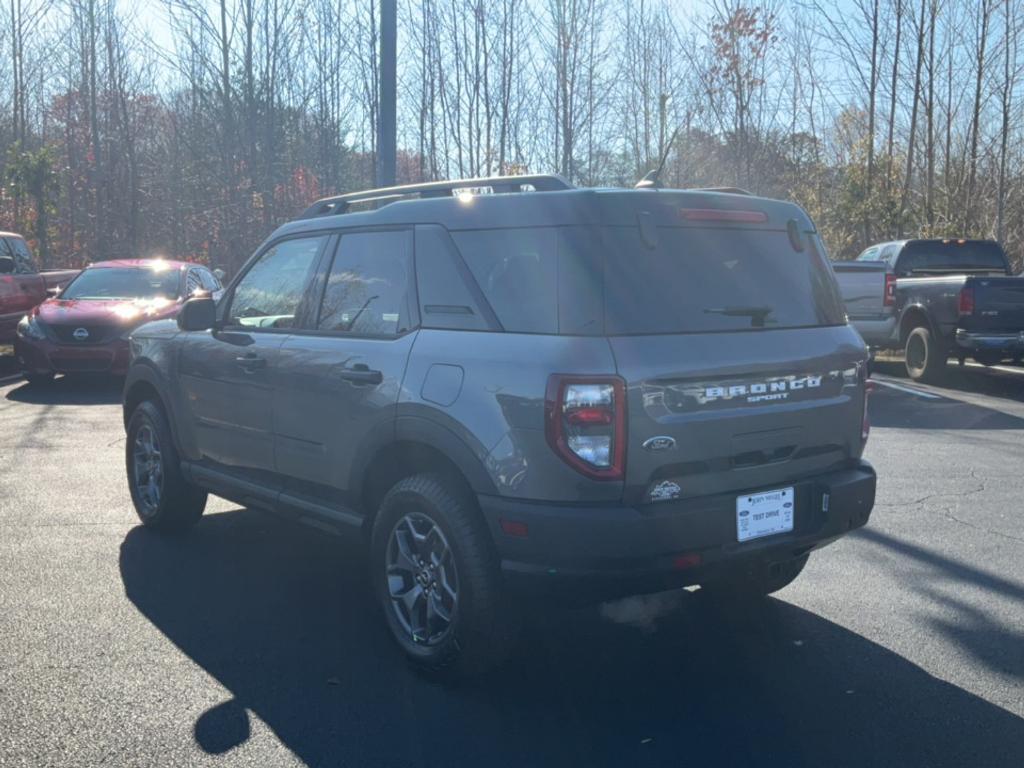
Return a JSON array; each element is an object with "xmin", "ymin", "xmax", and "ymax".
[
  {"xmin": 377, "ymin": 0, "xmax": 397, "ymax": 187},
  {"xmin": 658, "ymin": 93, "xmax": 669, "ymax": 160}
]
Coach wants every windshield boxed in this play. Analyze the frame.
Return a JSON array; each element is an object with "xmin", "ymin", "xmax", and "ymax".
[{"xmin": 61, "ymin": 266, "xmax": 182, "ymax": 301}]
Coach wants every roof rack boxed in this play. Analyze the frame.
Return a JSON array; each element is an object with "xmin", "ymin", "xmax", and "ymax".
[{"xmin": 298, "ymin": 174, "xmax": 574, "ymax": 219}]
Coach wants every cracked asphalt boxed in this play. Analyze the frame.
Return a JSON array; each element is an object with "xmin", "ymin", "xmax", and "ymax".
[{"xmin": 1, "ymin": 360, "xmax": 1023, "ymax": 767}]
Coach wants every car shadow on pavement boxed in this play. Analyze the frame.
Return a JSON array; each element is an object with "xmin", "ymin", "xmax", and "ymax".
[
  {"xmin": 119, "ymin": 509, "xmax": 1024, "ymax": 768},
  {"xmin": 869, "ymin": 384, "xmax": 1024, "ymax": 430},
  {"xmin": 4, "ymin": 375, "xmax": 122, "ymax": 406}
]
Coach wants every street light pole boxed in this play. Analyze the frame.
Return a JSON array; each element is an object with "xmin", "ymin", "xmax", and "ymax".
[{"xmin": 377, "ymin": 0, "xmax": 397, "ymax": 188}]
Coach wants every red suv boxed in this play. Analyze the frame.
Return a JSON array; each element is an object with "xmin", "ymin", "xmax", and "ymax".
[{"xmin": 15, "ymin": 259, "xmax": 222, "ymax": 383}]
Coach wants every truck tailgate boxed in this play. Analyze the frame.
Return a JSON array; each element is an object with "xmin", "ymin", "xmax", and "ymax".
[
  {"xmin": 963, "ymin": 277, "xmax": 1024, "ymax": 333},
  {"xmin": 830, "ymin": 261, "xmax": 889, "ymax": 320}
]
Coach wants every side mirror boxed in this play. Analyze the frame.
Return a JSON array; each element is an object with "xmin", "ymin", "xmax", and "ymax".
[
  {"xmin": 178, "ymin": 296, "xmax": 217, "ymax": 332},
  {"xmin": 0, "ymin": 255, "xmax": 14, "ymax": 274}
]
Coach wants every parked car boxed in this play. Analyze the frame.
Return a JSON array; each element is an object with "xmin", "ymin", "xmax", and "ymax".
[
  {"xmin": 122, "ymin": 176, "xmax": 876, "ymax": 675},
  {"xmin": 0, "ymin": 231, "xmax": 79, "ymax": 344},
  {"xmin": 15, "ymin": 258, "xmax": 222, "ymax": 383},
  {"xmin": 833, "ymin": 239, "xmax": 1024, "ymax": 380}
]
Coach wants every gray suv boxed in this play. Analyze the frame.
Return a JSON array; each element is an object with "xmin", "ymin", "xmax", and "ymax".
[{"xmin": 122, "ymin": 175, "xmax": 876, "ymax": 675}]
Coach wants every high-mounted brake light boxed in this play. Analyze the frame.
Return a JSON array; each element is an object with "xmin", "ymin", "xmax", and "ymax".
[
  {"xmin": 545, "ymin": 375, "xmax": 626, "ymax": 480},
  {"xmin": 680, "ymin": 209, "xmax": 768, "ymax": 224},
  {"xmin": 958, "ymin": 286, "xmax": 975, "ymax": 316},
  {"xmin": 884, "ymin": 273, "xmax": 897, "ymax": 307}
]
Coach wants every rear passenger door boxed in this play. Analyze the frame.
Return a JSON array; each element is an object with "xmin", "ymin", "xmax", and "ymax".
[{"xmin": 274, "ymin": 229, "xmax": 418, "ymax": 512}]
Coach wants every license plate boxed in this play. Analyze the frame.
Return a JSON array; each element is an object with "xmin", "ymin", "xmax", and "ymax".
[{"xmin": 736, "ymin": 487, "xmax": 795, "ymax": 542}]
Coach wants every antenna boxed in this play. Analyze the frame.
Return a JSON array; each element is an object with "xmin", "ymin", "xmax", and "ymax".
[{"xmin": 635, "ymin": 125, "xmax": 681, "ymax": 189}]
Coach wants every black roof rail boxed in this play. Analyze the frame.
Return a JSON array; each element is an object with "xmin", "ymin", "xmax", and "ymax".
[
  {"xmin": 298, "ymin": 174, "xmax": 574, "ymax": 219},
  {"xmin": 692, "ymin": 187, "xmax": 753, "ymax": 195}
]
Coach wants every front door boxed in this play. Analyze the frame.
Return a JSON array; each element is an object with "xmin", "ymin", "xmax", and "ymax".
[
  {"xmin": 274, "ymin": 229, "xmax": 417, "ymax": 509},
  {"xmin": 177, "ymin": 234, "xmax": 329, "ymax": 484}
]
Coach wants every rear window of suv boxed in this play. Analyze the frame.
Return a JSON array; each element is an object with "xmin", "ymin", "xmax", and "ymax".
[{"xmin": 450, "ymin": 225, "xmax": 845, "ymax": 335}]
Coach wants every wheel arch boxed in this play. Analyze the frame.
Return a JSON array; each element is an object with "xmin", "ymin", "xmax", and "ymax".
[{"xmin": 898, "ymin": 304, "xmax": 934, "ymax": 345}]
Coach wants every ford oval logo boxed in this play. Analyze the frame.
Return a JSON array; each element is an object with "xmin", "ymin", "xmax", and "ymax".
[
  {"xmin": 72, "ymin": 327, "xmax": 89, "ymax": 341},
  {"xmin": 642, "ymin": 436, "xmax": 676, "ymax": 452}
]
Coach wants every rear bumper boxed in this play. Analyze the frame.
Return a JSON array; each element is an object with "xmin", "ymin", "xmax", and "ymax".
[
  {"xmin": 479, "ymin": 461, "xmax": 876, "ymax": 599},
  {"xmin": 955, "ymin": 329, "xmax": 1024, "ymax": 353},
  {"xmin": 14, "ymin": 336, "xmax": 130, "ymax": 375}
]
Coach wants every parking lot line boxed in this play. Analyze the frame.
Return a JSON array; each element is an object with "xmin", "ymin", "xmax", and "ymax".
[
  {"xmin": 0, "ymin": 373, "xmax": 22, "ymax": 386},
  {"xmin": 871, "ymin": 378, "xmax": 943, "ymax": 399}
]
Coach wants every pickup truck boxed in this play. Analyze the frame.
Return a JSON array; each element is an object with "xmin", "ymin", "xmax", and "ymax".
[
  {"xmin": 0, "ymin": 231, "xmax": 79, "ymax": 343},
  {"xmin": 833, "ymin": 238, "xmax": 1024, "ymax": 381}
]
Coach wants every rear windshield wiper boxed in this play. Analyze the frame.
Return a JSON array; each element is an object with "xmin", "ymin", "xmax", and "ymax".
[{"xmin": 703, "ymin": 305, "xmax": 776, "ymax": 327}]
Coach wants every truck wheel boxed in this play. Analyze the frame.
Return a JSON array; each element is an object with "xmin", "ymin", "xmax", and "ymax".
[
  {"xmin": 904, "ymin": 325, "xmax": 945, "ymax": 382},
  {"xmin": 702, "ymin": 554, "xmax": 809, "ymax": 602},
  {"xmin": 371, "ymin": 474, "xmax": 518, "ymax": 677},
  {"xmin": 126, "ymin": 400, "xmax": 207, "ymax": 532}
]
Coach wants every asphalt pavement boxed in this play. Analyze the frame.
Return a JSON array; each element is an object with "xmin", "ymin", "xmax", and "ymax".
[{"xmin": 0, "ymin": 359, "xmax": 1022, "ymax": 767}]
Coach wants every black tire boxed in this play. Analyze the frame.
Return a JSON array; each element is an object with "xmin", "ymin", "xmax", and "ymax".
[
  {"xmin": 904, "ymin": 325, "xmax": 946, "ymax": 382},
  {"xmin": 126, "ymin": 400, "xmax": 207, "ymax": 532},
  {"xmin": 23, "ymin": 372, "xmax": 54, "ymax": 386},
  {"xmin": 701, "ymin": 554, "xmax": 809, "ymax": 602},
  {"xmin": 371, "ymin": 473, "xmax": 518, "ymax": 677}
]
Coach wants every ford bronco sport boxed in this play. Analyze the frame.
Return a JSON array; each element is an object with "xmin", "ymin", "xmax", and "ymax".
[{"xmin": 122, "ymin": 175, "xmax": 876, "ymax": 675}]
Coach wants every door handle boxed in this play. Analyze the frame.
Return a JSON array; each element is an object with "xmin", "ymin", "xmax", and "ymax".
[
  {"xmin": 338, "ymin": 364, "xmax": 383, "ymax": 385},
  {"xmin": 235, "ymin": 354, "xmax": 266, "ymax": 372}
]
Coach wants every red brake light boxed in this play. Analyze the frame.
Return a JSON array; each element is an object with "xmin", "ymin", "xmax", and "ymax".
[
  {"xmin": 884, "ymin": 273, "xmax": 896, "ymax": 307},
  {"xmin": 680, "ymin": 208, "xmax": 768, "ymax": 224},
  {"xmin": 958, "ymin": 287, "xmax": 975, "ymax": 316},
  {"xmin": 545, "ymin": 375, "xmax": 626, "ymax": 481}
]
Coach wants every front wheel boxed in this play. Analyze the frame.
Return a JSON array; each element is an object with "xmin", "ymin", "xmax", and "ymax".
[
  {"xmin": 904, "ymin": 325, "xmax": 946, "ymax": 382},
  {"xmin": 126, "ymin": 400, "xmax": 207, "ymax": 532},
  {"xmin": 371, "ymin": 474, "xmax": 518, "ymax": 677}
]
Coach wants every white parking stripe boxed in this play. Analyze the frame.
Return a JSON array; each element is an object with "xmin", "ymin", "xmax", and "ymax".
[
  {"xmin": 0, "ymin": 374, "xmax": 22, "ymax": 386},
  {"xmin": 963, "ymin": 361, "xmax": 1024, "ymax": 376},
  {"xmin": 871, "ymin": 378, "xmax": 943, "ymax": 399}
]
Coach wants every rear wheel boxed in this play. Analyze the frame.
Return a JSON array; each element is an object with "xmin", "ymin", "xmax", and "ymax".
[
  {"xmin": 904, "ymin": 325, "xmax": 946, "ymax": 382},
  {"xmin": 371, "ymin": 474, "xmax": 518, "ymax": 677},
  {"xmin": 126, "ymin": 400, "xmax": 207, "ymax": 531},
  {"xmin": 701, "ymin": 554, "xmax": 809, "ymax": 602}
]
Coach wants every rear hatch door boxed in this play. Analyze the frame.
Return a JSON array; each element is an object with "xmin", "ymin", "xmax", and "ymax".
[
  {"xmin": 830, "ymin": 261, "xmax": 890, "ymax": 320},
  {"xmin": 596, "ymin": 219, "xmax": 866, "ymax": 506}
]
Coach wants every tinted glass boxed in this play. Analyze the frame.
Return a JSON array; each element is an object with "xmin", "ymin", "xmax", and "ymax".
[
  {"xmin": 601, "ymin": 226, "xmax": 846, "ymax": 334},
  {"xmin": 230, "ymin": 237, "xmax": 325, "ymax": 329},
  {"xmin": 186, "ymin": 270, "xmax": 203, "ymax": 295},
  {"xmin": 452, "ymin": 228, "xmax": 557, "ymax": 333},
  {"xmin": 415, "ymin": 226, "xmax": 490, "ymax": 331},
  {"xmin": 198, "ymin": 268, "xmax": 221, "ymax": 291},
  {"xmin": 897, "ymin": 241, "xmax": 1008, "ymax": 273},
  {"xmin": 317, "ymin": 230, "xmax": 413, "ymax": 335},
  {"xmin": 62, "ymin": 266, "xmax": 181, "ymax": 300},
  {"xmin": 7, "ymin": 237, "xmax": 37, "ymax": 274},
  {"xmin": 856, "ymin": 247, "xmax": 882, "ymax": 261}
]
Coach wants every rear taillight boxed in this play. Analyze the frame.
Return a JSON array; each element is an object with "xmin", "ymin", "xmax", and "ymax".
[
  {"xmin": 862, "ymin": 381, "xmax": 874, "ymax": 443},
  {"xmin": 545, "ymin": 375, "xmax": 626, "ymax": 480},
  {"xmin": 884, "ymin": 273, "xmax": 896, "ymax": 307},
  {"xmin": 958, "ymin": 287, "xmax": 975, "ymax": 316}
]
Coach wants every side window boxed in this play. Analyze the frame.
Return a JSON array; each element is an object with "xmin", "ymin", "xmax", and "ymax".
[
  {"xmin": 7, "ymin": 237, "xmax": 37, "ymax": 274},
  {"xmin": 451, "ymin": 227, "xmax": 558, "ymax": 334},
  {"xmin": 228, "ymin": 236, "xmax": 326, "ymax": 329},
  {"xmin": 414, "ymin": 225, "xmax": 490, "ymax": 331},
  {"xmin": 881, "ymin": 244, "xmax": 899, "ymax": 267},
  {"xmin": 856, "ymin": 247, "xmax": 879, "ymax": 262},
  {"xmin": 185, "ymin": 269, "xmax": 204, "ymax": 296},
  {"xmin": 199, "ymin": 268, "xmax": 221, "ymax": 292},
  {"xmin": 317, "ymin": 230, "xmax": 413, "ymax": 335}
]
